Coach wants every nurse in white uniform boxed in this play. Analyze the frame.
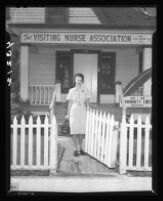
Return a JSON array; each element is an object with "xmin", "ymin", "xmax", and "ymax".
[{"xmin": 66, "ymin": 73, "xmax": 91, "ymax": 157}]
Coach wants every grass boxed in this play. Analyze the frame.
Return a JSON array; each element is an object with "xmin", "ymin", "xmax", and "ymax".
[
  {"xmin": 126, "ymin": 171, "xmax": 152, "ymax": 177},
  {"xmin": 11, "ymin": 170, "xmax": 50, "ymax": 176}
]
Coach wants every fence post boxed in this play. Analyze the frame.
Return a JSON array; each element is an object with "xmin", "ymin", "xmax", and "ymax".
[
  {"xmin": 50, "ymin": 116, "xmax": 58, "ymax": 174},
  {"xmin": 49, "ymin": 87, "xmax": 56, "ymax": 123},
  {"xmin": 12, "ymin": 116, "xmax": 18, "ymax": 167},
  {"xmin": 20, "ymin": 116, "xmax": 25, "ymax": 167},
  {"xmin": 119, "ymin": 115, "xmax": 127, "ymax": 174},
  {"xmin": 110, "ymin": 119, "xmax": 119, "ymax": 168},
  {"xmin": 144, "ymin": 115, "xmax": 150, "ymax": 169},
  {"xmin": 106, "ymin": 115, "xmax": 114, "ymax": 167},
  {"xmin": 85, "ymin": 109, "xmax": 90, "ymax": 153},
  {"xmin": 115, "ymin": 81, "xmax": 122, "ymax": 104},
  {"xmin": 56, "ymin": 83, "xmax": 61, "ymax": 102},
  {"xmin": 90, "ymin": 109, "xmax": 95, "ymax": 156}
]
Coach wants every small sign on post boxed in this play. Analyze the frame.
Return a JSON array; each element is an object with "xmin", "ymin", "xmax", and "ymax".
[{"xmin": 120, "ymin": 96, "xmax": 152, "ymax": 108}]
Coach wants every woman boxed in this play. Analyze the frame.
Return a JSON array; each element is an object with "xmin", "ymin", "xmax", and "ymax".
[{"xmin": 66, "ymin": 73, "xmax": 91, "ymax": 157}]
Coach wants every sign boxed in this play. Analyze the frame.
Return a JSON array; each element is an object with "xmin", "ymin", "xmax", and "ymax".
[
  {"xmin": 21, "ymin": 32, "xmax": 152, "ymax": 45},
  {"xmin": 120, "ymin": 96, "xmax": 152, "ymax": 108}
]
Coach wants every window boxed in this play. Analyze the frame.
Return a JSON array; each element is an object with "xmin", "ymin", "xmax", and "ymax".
[
  {"xmin": 56, "ymin": 51, "xmax": 72, "ymax": 93},
  {"xmin": 99, "ymin": 52, "xmax": 116, "ymax": 94},
  {"xmin": 45, "ymin": 7, "xmax": 67, "ymax": 24}
]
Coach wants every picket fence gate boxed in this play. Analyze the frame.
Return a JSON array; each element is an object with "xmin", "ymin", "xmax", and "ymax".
[
  {"xmin": 85, "ymin": 108, "xmax": 119, "ymax": 168},
  {"xmin": 119, "ymin": 114, "xmax": 152, "ymax": 174},
  {"xmin": 10, "ymin": 115, "xmax": 58, "ymax": 173}
]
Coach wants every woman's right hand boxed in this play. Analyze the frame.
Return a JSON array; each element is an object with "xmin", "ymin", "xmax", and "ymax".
[{"xmin": 65, "ymin": 114, "xmax": 69, "ymax": 120}]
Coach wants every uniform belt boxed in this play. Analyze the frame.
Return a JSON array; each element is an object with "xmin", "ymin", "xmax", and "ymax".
[{"xmin": 73, "ymin": 103, "xmax": 84, "ymax": 107}]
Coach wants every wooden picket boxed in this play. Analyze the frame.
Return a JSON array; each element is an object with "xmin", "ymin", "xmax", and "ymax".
[
  {"xmin": 119, "ymin": 114, "xmax": 152, "ymax": 174},
  {"xmin": 85, "ymin": 109, "xmax": 119, "ymax": 168},
  {"xmin": 11, "ymin": 115, "xmax": 58, "ymax": 171}
]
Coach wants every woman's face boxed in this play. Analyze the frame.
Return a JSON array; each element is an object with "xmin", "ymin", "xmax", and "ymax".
[{"xmin": 75, "ymin": 76, "xmax": 83, "ymax": 86}]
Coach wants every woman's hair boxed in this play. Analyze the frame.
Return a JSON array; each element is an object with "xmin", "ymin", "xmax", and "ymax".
[{"xmin": 74, "ymin": 73, "xmax": 84, "ymax": 83}]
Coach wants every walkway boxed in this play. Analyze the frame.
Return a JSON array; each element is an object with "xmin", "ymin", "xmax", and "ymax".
[{"xmin": 57, "ymin": 136, "xmax": 119, "ymax": 175}]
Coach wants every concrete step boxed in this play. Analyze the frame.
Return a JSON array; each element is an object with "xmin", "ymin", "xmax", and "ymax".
[{"xmin": 11, "ymin": 176, "xmax": 152, "ymax": 192}]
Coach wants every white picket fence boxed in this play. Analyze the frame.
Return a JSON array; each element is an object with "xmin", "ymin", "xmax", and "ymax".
[
  {"xmin": 10, "ymin": 109, "xmax": 152, "ymax": 175},
  {"xmin": 10, "ymin": 115, "xmax": 58, "ymax": 172},
  {"xmin": 85, "ymin": 109, "xmax": 119, "ymax": 168},
  {"xmin": 119, "ymin": 115, "xmax": 152, "ymax": 174}
]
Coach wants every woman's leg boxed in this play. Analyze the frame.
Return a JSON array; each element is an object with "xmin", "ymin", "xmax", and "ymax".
[
  {"xmin": 77, "ymin": 134, "xmax": 85, "ymax": 151},
  {"xmin": 72, "ymin": 135, "xmax": 80, "ymax": 155}
]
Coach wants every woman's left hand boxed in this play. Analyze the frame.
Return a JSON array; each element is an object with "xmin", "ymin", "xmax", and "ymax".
[{"xmin": 65, "ymin": 114, "xmax": 69, "ymax": 120}]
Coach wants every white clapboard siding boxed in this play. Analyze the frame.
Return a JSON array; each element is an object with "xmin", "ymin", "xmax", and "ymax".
[
  {"xmin": 119, "ymin": 115, "xmax": 152, "ymax": 174},
  {"xmin": 11, "ymin": 115, "xmax": 57, "ymax": 170},
  {"xmin": 69, "ymin": 8, "xmax": 101, "ymax": 24},
  {"xmin": 10, "ymin": 7, "xmax": 45, "ymax": 23},
  {"xmin": 85, "ymin": 108, "xmax": 118, "ymax": 168},
  {"xmin": 115, "ymin": 48, "xmax": 139, "ymax": 86}
]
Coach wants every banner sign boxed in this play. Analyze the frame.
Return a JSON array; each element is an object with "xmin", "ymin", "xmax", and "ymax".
[
  {"xmin": 120, "ymin": 96, "xmax": 152, "ymax": 108},
  {"xmin": 21, "ymin": 32, "xmax": 152, "ymax": 45}
]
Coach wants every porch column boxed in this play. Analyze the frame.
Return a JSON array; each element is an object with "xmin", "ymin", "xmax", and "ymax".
[
  {"xmin": 20, "ymin": 45, "xmax": 29, "ymax": 101},
  {"xmin": 142, "ymin": 48, "xmax": 152, "ymax": 96}
]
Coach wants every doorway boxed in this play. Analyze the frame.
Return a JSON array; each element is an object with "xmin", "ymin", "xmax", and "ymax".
[{"xmin": 73, "ymin": 52, "xmax": 98, "ymax": 102}]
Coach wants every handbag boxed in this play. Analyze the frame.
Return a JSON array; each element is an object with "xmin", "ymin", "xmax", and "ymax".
[{"xmin": 61, "ymin": 118, "xmax": 70, "ymax": 135}]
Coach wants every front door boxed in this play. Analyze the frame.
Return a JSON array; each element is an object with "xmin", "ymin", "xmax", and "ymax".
[{"xmin": 73, "ymin": 53, "xmax": 98, "ymax": 102}]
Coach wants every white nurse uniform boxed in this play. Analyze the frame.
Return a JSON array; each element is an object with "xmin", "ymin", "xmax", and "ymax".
[{"xmin": 66, "ymin": 85, "xmax": 91, "ymax": 135}]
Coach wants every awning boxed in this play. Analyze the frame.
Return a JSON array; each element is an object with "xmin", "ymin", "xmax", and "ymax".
[{"xmin": 123, "ymin": 68, "xmax": 152, "ymax": 96}]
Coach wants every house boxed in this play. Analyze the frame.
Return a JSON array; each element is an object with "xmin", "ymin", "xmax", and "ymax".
[
  {"xmin": 8, "ymin": 8, "xmax": 155, "ymax": 184},
  {"xmin": 7, "ymin": 7, "xmax": 156, "ymax": 117}
]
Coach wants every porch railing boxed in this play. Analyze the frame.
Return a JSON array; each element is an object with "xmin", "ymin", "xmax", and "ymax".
[
  {"xmin": 49, "ymin": 86, "xmax": 57, "ymax": 123},
  {"xmin": 119, "ymin": 115, "xmax": 152, "ymax": 174},
  {"xmin": 28, "ymin": 85, "xmax": 55, "ymax": 105},
  {"xmin": 85, "ymin": 108, "xmax": 119, "ymax": 168}
]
